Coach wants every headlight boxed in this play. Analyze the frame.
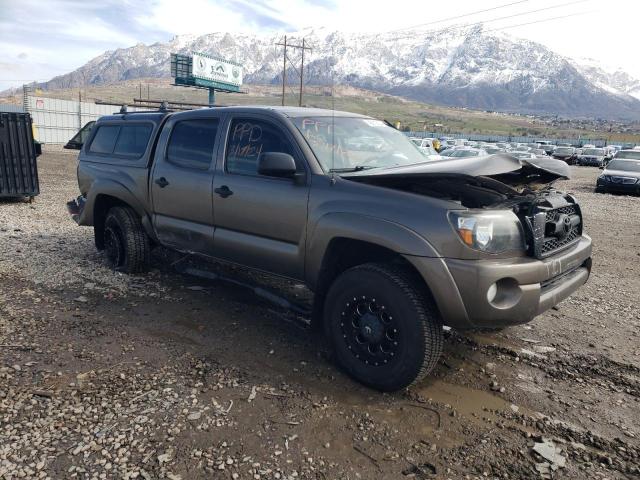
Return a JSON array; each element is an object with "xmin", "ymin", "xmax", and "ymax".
[{"xmin": 449, "ymin": 211, "xmax": 525, "ymax": 254}]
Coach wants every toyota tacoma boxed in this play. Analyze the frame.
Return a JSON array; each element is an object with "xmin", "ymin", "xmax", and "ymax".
[{"xmin": 67, "ymin": 106, "xmax": 592, "ymax": 391}]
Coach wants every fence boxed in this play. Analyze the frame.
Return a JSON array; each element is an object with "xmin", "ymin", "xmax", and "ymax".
[
  {"xmin": 0, "ymin": 104, "xmax": 25, "ymax": 113},
  {"xmin": 405, "ymin": 131, "xmax": 636, "ymax": 148},
  {"xmin": 25, "ymin": 96, "xmax": 142, "ymax": 144}
]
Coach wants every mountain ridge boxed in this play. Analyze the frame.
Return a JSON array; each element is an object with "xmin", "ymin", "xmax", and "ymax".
[{"xmin": 20, "ymin": 26, "xmax": 640, "ymax": 120}]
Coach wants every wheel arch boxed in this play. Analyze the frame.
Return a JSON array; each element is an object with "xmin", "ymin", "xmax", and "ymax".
[
  {"xmin": 81, "ymin": 180, "xmax": 155, "ymax": 249},
  {"xmin": 309, "ymin": 236, "xmax": 438, "ymax": 332}
]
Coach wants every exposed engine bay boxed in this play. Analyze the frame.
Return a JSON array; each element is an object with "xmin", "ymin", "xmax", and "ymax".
[{"xmin": 344, "ymin": 153, "xmax": 583, "ymax": 258}]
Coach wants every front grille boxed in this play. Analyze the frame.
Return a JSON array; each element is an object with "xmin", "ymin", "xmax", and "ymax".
[{"xmin": 525, "ymin": 197, "xmax": 582, "ymax": 259}]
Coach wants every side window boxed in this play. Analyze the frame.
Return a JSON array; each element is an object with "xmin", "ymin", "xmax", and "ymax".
[
  {"xmin": 89, "ymin": 125, "xmax": 120, "ymax": 154},
  {"xmin": 167, "ymin": 119, "xmax": 219, "ymax": 170},
  {"xmin": 114, "ymin": 124, "xmax": 153, "ymax": 158},
  {"xmin": 226, "ymin": 119, "xmax": 294, "ymax": 176}
]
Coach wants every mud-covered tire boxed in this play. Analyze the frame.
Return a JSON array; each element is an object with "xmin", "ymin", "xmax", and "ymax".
[
  {"xmin": 103, "ymin": 206, "xmax": 150, "ymax": 273},
  {"xmin": 324, "ymin": 263, "xmax": 443, "ymax": 392}
]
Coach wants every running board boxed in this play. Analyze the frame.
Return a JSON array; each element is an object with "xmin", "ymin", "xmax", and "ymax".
[{"xmin": 178, "ymin": 266, "xmax": 312, "ymax": 328}]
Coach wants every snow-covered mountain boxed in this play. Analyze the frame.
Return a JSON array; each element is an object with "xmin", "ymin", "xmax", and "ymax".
[
  {"xmin": 37, "ymin": 26, "xmax": 640, "ymax": 119},
  {"xmin": 571, "ymin": 57, "xmax": 640, "ymax": 101}
]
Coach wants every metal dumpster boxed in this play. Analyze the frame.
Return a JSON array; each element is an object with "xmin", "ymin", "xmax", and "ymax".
[{"xmin": 0, "ymin": 112, "xmax": 40, "ymax": 199}]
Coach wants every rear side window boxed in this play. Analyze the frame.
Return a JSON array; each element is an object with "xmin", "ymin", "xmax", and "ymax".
[
  {"xmin": 88, "ymin": 123, "xmax": 152, "ymax": 158},
  {"xmin": 89, "ymin": 125, "xmax": 120, "ymax": 154},
  {"xmin": 167, "ymin": 119, "xmax": 219, "ymax": 169},
  {"xmin": 114, "ymin": 124, "xmax": 152, "ymax": 157},
  {"xmin": 226, "ymin": 119, "xmax": 294, "ymax": 176}
]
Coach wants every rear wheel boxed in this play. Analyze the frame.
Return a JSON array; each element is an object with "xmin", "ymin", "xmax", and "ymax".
[
  {"xmin": 103, "ymin": 206, "xmax": 150, "ymax": 273},
  {"xmin": 324, "ymin": 263, "xmax": 443, "ymax": 391}
]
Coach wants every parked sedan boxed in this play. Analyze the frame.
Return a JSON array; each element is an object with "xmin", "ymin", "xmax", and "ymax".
[
  {"xmin": 531, "ymin": 149, "xmax": 548, "ymax": 157},
  {"xmin": 553, "ymin": 147, "xmax": 577, "ymax": 165},
  {"xmin": 444, "ymin": 147, "xmax": 489, "ymax": 158},
  {"xmin": 596, "ymin": 158, "xmax": 640, "ymax": 194},
  {"xmin": 541, "ymin": 144, "xmax": 556, "ymax": 155},
  {"xmin": 510, "ymin": 152, "xmax": 538, "ymax": 160},
  {"xmin": 484, "ymin": 146, "xmax": 505, "ymax": 155},
  {"xmin": 577, "ymin": 148, "xmax": 608, "ymax": 167},
  {"xmin": 409, "ymin": 137, "xmax": 442, "ymax": 160}
]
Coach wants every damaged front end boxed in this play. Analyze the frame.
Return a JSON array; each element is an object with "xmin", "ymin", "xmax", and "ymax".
[{"xmin": 344, "ymin": 154, "xmax": 583, "ymax": 259}]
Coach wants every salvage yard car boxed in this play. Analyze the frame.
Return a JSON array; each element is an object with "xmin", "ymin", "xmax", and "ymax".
[
  {"xmin": 596, "ymin": 157, "xmax": 640, "ymax": 194},
  {"xmin": 67, "ymin": 106, "xmax": 592, "ymax": 391},
  {"xmin": 552, "ymin": 146, "xmax": 578, "ymax": 165},
  {"xmin": 577, "ymin": 148, "xmax": 609, "ymax": 167},
  {"xmin": 409, "ymin": 137, "xmax": 442, "ymax": 160}
]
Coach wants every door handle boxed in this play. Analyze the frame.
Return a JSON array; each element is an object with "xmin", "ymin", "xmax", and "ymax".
[
  {"xmin": 214, "ymin": 185, "xmax": 233, "ymax": 198},
  {"xmin": 155, "ymin": 177, "xmax": 169, "ymax": 188}
]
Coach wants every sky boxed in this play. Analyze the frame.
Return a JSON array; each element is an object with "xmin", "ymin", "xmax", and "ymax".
[{"xmin": 0, "ymin": 0, "xmax": 638, "ymax": 91}]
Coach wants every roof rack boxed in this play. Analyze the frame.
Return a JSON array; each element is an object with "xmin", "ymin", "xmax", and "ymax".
[
  {"xmin": 115, "ymin": 104, "xmax": 172, "ymax": 115},
  {"xmin": 133, "ymin": 98, "xmax": 228, "ymax": 111}
]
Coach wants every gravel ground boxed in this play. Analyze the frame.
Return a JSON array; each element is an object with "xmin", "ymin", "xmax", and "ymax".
[{"xmin": 1, "ymin": 151, "xmax": 638, "ymax": 480}]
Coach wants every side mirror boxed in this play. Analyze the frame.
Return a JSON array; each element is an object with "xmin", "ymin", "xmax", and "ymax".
[
  {"xmin": 64, "ymin": 121, "xmax": 95, "ymax": 150},
  {"xmin": 63, "ymin": 141, "xmax": 83, "ymax": 150},
  {"xmin": 257, "ymin": 152, "xmax": 298, "ymax": 178}
]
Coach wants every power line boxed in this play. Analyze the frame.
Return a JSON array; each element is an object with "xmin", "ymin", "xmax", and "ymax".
[
  {"xmin": 485, "ymin": 9, "xmax": 597, "ymax": 32},
  {"xmin": 388, "ymin": 0, "xmax": 529, "ymax": 33},
  {"xmin": 389, "ymin": 0, "xmax": 590, "ymax": 42}
]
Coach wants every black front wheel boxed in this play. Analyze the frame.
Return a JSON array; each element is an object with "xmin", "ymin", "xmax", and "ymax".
[{"xmin": 324, "ymin": 263, "xmax": 443, "ymax": 391}]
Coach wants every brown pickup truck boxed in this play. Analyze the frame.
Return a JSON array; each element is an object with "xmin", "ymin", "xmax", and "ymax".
[{"xmin": 68, "ymin": 106, "xmax": 592, "ymax": 391}]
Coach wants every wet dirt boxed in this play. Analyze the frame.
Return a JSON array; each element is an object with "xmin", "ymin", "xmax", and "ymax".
[{"xmin": 0, "ymin": 152, "xmax": 639, "ymax": 479}]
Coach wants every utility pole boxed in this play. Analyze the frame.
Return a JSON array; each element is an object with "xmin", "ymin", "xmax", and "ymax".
[
  {"xmin": 276, "ymin": 36, "xmax": 311, "ymax": 107},
  {"xmin": 280, "ymin": 36, "xmax": 286, "ymax": 106},
  {"xmin": 78, "ymin": 90, "xmax": 82, "ymax": 131},
  {"xmin": 299, "ymin": 38, "xmax": 305, "ymax": 107}
]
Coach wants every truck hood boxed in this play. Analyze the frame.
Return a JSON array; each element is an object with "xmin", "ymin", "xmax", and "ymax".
[
  {"xmin": 343, "ymin": 153, "xmax": 571, "ymax": 208},
  {"xmin": 343, "ymin": 153, "xmax": 569, "ymax": 183}
]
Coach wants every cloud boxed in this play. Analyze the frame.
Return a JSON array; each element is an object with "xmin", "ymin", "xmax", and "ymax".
[{"xmin": 1, "ymin": 0, "xmax": 639, "ymax": 92}]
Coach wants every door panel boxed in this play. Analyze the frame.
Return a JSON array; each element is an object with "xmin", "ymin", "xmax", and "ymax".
[
  {"xmin": 212, "ymin": 117, "xmax": 310, "ymax": 279},
  {"xmin": 151, "ymin": 118, "xmax": 219, "ymax": 254}
]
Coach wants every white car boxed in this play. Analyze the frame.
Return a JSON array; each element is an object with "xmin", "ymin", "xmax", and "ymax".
[
  {"xmin": 443, "ymin": 147, "xmax": 489, "ymax": 158},
  {"xmin": 409, "ymin": 137, "xmax": 442, "ymax": 160}
]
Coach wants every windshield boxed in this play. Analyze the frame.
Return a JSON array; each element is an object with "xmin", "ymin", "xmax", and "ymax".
[
  {"xmin": 606, "ymin": 160, "xmax": 640, "ymax": 172},
  {"xmin": 615, "ymin": 150, "xmax": 640, "ymax": 160},
  {"xmin": 555, "ymin": 148, "xmax": 574, "ymax": 155},
  {"xmin": 582, "ymin": 148, "xmax": 605, "ymax": 156},
  {"xmin": 293, "ymin": 117, "xmax": 426, "ymax": 171}
]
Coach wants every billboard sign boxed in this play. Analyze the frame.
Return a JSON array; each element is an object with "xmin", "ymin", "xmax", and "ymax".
[{"xmin": 192, "ymin": 53, "xmax": 243, "ymax": 88}]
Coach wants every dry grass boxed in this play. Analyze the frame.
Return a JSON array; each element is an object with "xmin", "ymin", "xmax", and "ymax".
[{"xmin": 3, "ymin": 78, "xmax": 639, "ymax": 142}]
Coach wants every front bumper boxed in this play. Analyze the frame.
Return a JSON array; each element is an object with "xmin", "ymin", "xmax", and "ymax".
[
  {"xmin": 405, "ymin": 235, "xmax": 592, "ymax": 329},
  {"xmin": 596, "ymin": 180, "xmax": 640, "ymax": 194},
  {"xmin": 578, "ymin": 158, "xmax": 603, "ymax": 166}
]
